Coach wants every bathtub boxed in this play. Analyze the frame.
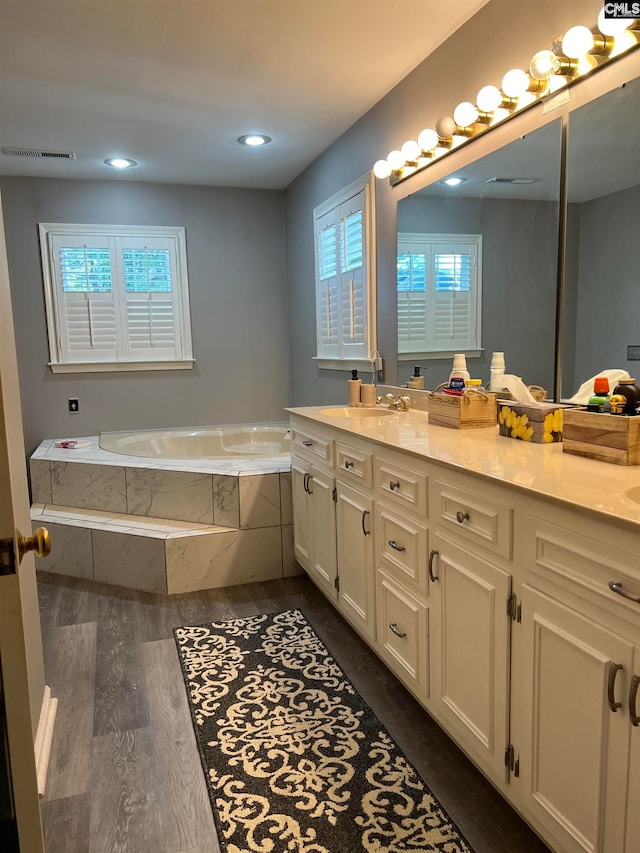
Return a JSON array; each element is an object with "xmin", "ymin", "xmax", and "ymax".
[{"xmin": 99, "ymin": 423, "xmax": 291, "ymax": 459}]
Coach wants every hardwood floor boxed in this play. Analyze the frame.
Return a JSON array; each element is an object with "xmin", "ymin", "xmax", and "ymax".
[{"xmin": 38, "ymin": 571, "xmax": 551, "ymax": 853}]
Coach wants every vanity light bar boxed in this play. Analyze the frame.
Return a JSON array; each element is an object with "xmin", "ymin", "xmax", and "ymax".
[{"xmin": 372, "ymin": 6, "xmax": 640, "ymax": 186}]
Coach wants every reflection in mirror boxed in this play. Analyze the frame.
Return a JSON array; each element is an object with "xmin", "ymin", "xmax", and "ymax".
[
  {"xmin": 396, "ymin": 120, "xmax": 562, "ymax": 395},
  {"xmin": 562, "ymin": 75, "xmax": 640, "ymax": 399}
]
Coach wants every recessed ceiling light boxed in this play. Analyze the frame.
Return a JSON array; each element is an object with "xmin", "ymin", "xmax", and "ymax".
[
  {"xmin": 237, "ymin": 134, "xmax": 272, "ymax": 147},
  {"xmin": 104, "ymin": 157, "xmax": 138, "ymax": 169},
  {"xmin": 442, "ymin": 177, "xmax": 466, "ymax": 186}
]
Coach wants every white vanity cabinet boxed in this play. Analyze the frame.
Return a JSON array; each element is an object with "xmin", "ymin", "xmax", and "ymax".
[
  {"xmin": 427, "ymin": 471, "xmax": 514, "ymax": 785},
  {"xmin": 511, "ymin": 505, "xmax": 640, "ymax": 853},
  {"xmin": 289, "ymin": 409, "xmax": 640, "ymax": 853}
]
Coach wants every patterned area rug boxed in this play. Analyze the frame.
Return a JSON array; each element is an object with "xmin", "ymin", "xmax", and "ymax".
[{"xmin": 174, "ymin": 609, "xmax": 473, "ymax": 853}]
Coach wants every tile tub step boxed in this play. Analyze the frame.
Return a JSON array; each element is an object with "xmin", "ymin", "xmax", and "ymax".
[{"xmin": 30, "ymin": 504, "xmax": 297, "ymax": 594}]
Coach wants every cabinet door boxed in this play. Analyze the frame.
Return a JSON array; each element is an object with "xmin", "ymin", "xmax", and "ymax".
[
  {"xmin": 291, "ymin": 457, "xmax": 312, "ymax": 571},
  {"xmin": 626, "ymin": 647, "xmax": 640, "ymax": 853},
  {"xmin": 335, "ymin": 481, "xmax": 375, "ymax": 641},
  {"xmin": 513, "ymin": 586, "xmax": 633, "ymax": 853},
  {"xmin": 430, "ymin": 536, "xmax": 511, "ymax": 784},
  {"xmin": 308, "ymin": 465, "xmax": 338, "ymax": 602}
]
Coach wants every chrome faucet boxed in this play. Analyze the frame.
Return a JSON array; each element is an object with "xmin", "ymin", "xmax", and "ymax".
[{"xmin": 377, "ymin": 393, "xmax": 411, "ymax": 411}]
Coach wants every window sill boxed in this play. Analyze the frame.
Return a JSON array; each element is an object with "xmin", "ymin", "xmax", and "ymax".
[
  {"xmin": 313, "ymin": 357, "xmax": 377, "ymax": 373},
  {"xmin": 398, "ymin": 349, "xmax": 483, "ymax": 361},
  {"xmin": 49, "ymin": 359, "xmax": 195, "ymax": 374}
]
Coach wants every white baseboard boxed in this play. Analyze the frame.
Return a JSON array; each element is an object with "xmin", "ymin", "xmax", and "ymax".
[{"xmin": 34, "ymin": 685, "xmax": 58, "ymax": 799}]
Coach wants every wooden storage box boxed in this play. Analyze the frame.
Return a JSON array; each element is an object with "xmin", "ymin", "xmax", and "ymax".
[
  {"xmin": 428, "ymin": 389, "xmax": 497, "ymax": 430},
  {"xmin": 498, "ymin": 402, "xmax": 563, "ymax": 444},
  {"xmin": 562, "ymin": 408, "xmax": 640, "ymax": 465}
]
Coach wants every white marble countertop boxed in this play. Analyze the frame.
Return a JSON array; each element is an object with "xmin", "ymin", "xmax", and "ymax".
[
  {"xmin": 31, "ymin": 436, "xmax": 291, "ymax": 476},
  {"xmin": 287, "ymin": 406, "xmax": 640, "ymax": 531}
]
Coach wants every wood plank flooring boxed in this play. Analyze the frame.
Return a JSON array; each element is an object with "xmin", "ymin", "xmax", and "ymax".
[{"xmin": 38, "ymin": 571, "xmax": 551, "ymax": 853}]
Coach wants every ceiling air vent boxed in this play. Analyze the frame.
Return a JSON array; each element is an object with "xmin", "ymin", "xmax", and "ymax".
[
  {"xmin": 1, "ymin": 147, "xmax": 76, "ymax": 160},
  {"xmin": 486, "ymin": 176, "xmax": 539, "ymax": 184}
]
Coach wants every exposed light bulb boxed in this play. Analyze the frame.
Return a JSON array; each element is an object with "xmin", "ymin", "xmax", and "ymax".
[
  {"xmin": 373, "ymin": 159, "xmax": 391, "ymax": 179},
  {"xmin": 417, "ymin": 128, "xmax": 439, "ymax": 151},
  {"xmin": 400, "ymin": 139, "xmax": 421, "ymax": 161},
  {"xmin": 530, "ymin": 49, "xmax": 562, "ymax": 80},
  {"xmin": 387, "ymin": 149, "xmax": 405, "ymax": 170},
  {"xmin": 597, "ymin": 7, "xmax": 632, "ymax": 36},
  {"xmin": 562, "ymin": 25, "xmax": 595, "ymax": 58},
  {"xmin": 435, "ymin": 115, "xmax": 456, "ymax": 139},
  {"xmin": 610, "ymin": 29, "xmax": 638, "ymax": 57},
  {"xmin": 476, "ymin": 85, "xmax": 502, "ymax": 113},
  {"xmin": 501, "ymin": 68, "xmax": 530, "ymax": 98},
  {"xmin": 453, "ymin": 101, "xmax": 479, "ymax": 128}
]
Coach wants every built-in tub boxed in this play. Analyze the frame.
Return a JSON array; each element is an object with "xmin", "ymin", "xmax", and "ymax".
[{"xmin": 99, "ymin": 423, "xmax": 291, "ymax": 459}]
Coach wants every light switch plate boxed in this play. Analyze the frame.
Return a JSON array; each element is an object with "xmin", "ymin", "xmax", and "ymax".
[{"xmin": 627, "ymin": 345, "xmax": 640, "ymax": 361}]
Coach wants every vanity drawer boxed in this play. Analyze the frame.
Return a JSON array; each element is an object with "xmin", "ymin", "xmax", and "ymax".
[
  {"xmin": 520, "ymin": 512, "xmax": 640, "ymax": 633},
  {"xmin": 377, "ymin": 571, "xmax": 429, "ymax": 699},
  {"xmin": 291, "ymin": 425, "xmax": 334, "ymax": 467},
  {"xmin": 374, "ymin": 454, "xmax": 428, "ymax": 517},
  {"xmin": 336, "ymin": 442, "xmax": 373, "ymax": 488},
  {"xmin": 432, "ymin": 479, "xmax": 513, "ymax": 560},
  {"xmin": 375, "ymin": 505, "xmax": 429, "ymax": 594}
]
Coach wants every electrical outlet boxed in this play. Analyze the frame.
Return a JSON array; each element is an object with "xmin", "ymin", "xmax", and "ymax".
[
  {"xmin": 68, "ymin": 398, "xmax": 79, "ymax": 413},
  {"xmin": 627, "ymin": 345, "xmax": 640, "ymax": 361},
  {"xmin": 376, "ymin": 357, "xmax": 384, "ymax": 383}
]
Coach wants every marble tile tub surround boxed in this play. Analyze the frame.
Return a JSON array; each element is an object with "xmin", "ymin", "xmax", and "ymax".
[{"xmin": 30, "ymin": 436, "xmax": 291, "ymax": 530}]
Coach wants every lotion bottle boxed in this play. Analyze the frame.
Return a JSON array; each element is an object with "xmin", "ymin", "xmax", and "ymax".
[
  {"xmin": 489, "ymin": 352, "xmax": 507, "ymax": 393},
  {"xmin": 407, "ymin": 365, "xmax": 425, "ymax": 390},
  {"xmin": 348, "ymin": 369, "xmax": 362, "ymax": 407}
]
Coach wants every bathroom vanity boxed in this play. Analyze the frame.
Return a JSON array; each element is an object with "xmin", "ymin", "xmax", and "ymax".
[{"xmin": 288, "ymin": 405, "xmax": 640, "ymax": 853}]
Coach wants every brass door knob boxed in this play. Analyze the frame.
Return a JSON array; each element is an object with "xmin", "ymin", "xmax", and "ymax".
[{"xmin": 18, "ymin": 527, "xmax": 51, "ymax": 561}]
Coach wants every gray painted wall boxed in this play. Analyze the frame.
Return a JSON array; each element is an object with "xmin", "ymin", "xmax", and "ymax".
[
  {"xmin": 1, "ymin": 178, "xmax": 288, "ymax": 452},
  {"xmin": 397, "ymin": 196, "xmax": 559, "ymax": 391},
  {"xmin": 283, "ymin": 0, "xmax": 603, "ymax": 406},
  {"xmin": 572, "ymin": 184, "xmax": 640, "ymax": 387}
]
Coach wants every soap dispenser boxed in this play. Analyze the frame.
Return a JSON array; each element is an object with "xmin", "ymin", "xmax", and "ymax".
[
  {"xmin": 348, "ymin": 369, "xmax": 362, "ymax": 407},
  {"xmin": 407, "ymin": 365, "xmax": 425, "ymax": 390}
]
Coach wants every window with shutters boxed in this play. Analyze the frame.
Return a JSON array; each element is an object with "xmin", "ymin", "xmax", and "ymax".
[
  {"xmin": 38, "ymin": 224, "xmax": 193, "ymax": 373},
  {"xmin": 313, "ymin": 174, "xmax": 376, "ymax": 369},
  {"xmin": 397, "ymin": 233, "xmax": 482, "ymax": 359}
]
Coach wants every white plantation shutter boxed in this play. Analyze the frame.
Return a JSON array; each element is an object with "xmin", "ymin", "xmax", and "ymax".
[
  {"xmin": 40, "ymin": 225, "xmax": 193, "ymax": 371},
  {"xmin": 120, "ymin": 237, "xmax": 182, "ymax": 361},
  {"xmin": 50, "ymin": 235, "xmax": 119, "ymax": 363},
  {"xmin": 397, "ymin": 234, "xmax": 481, "ymax": 355},
  {"xmin": 314, "ymin": 177, "xmax": 373, "ymax": 364}
]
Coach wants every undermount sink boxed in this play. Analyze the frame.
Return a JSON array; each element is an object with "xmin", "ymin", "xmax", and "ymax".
[
  {"xmin": 625, "ymin": 486, "xmax": 640, "ymax": 505},
  {"xmin": 320, "ymin": 407, "xmax": 396, "ymax": 419}
]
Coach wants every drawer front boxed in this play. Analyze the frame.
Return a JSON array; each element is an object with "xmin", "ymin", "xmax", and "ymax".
[
  {"xmin": 374, "ymin": 456, "xmax": 428, "ymax": 517},
  {"xmin": 521, "ymin": 512, "xmax": 640, "ymax": 634},
  {"xmin": 375, "ymin": 505, "xmax": 429, "ymax": 594},
  {"xmin": 336, "ymin": 442, "xmax": 373, "ymax": 488},
  {"xmin": 377, "ymin": 572, "xmax": 429, "ymax": 698},
  {"xmin": 291, "ymin": 426, "xmax": 334, "ymax": 467},
  {"xmin": 432, "ymin": 480, "xmax": 513, "ymax": 560}
]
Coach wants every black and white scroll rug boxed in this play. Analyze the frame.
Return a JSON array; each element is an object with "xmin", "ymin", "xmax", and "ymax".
[{"xmin": 174, "ymin": 609, "xmax": 473, "ymax": 853}]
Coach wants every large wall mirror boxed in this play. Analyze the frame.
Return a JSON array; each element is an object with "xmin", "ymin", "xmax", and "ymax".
[
  {"xmin": 393, "ymin": 63, "xmax": 639, "ymax": 400},
  {"xmin": 395, "ymin": 120, "xmax": 562, "ymax": 394},
  {"xmin": 561, "ymin": 75, "xmax": 640, "ymax": 399}
]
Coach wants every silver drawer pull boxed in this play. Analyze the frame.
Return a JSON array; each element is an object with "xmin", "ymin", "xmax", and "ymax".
[
  {"xmin": 389, "ymin": 622, "xmax": 407, "ymax": 639},
  {"xmin": 630, "ymin": 675, "xmax": 640, "ymax": 727},
  {"xmin": 456, "ymin": 511, "xmax": 470, "ymax": 524},
  {"xmin": 344, "ymin": 460, "xmax": 354, "ymax": 469},
  {"xmin": 302, "ymin": 440, "xmax": 313, "ymax": 447},
  {"xmin": 607, "ymin": 662, "xmax": 623, "ymax": 712},
  {"xmin": 389, "ymin": 480, "xmax": 401, "ymax": 491},
  {"xmin": 388, "ymin": 540, "xmax": 406, "ymax": 552},
  {"xmin": 608, "ymin": 581, "xmax": 640, "ymax": 604}
]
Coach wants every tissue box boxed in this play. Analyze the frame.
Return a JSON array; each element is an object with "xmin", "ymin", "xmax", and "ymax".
[
  {"xmin": 428, "ymin": 390, "xmax": 497, "ymax": 429},
  {"xmin": 562, "ymin": 408, "xmax": 640, "ymax": 465},
  {"xmin": 498, "ymin": 402, "xmax": 563, "ymax": 444}
]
